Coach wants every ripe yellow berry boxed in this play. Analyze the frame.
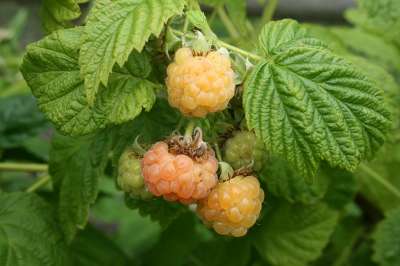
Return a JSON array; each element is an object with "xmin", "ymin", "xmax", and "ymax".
[
  {"xmin": 197, "ymin": 175, "xmax": 264, "ymax": 237},
  {"xmin": 166, "ymin": 47, "xmax": 235, "ymax": 117}
]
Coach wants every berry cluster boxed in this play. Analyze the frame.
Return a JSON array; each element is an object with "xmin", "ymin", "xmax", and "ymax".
[
  {"xmin": 166, "ymin": 48, "xmax": 235, "ymax": 117},
  {"xmin": 117, "ymin": 48, "xmax": 265, "ymax": 237}
]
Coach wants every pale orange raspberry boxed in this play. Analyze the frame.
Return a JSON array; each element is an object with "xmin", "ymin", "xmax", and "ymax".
[
  {"xmin": 141, "ymin": 141, "xmax": 218, "ymax": 204},
  {"xmin": 166, "ymin": 47, "xmax": 235, "ymax": 117},
  {"xmin": 197, "ymin": 175, "xmax": 264, "ymax": 237}
]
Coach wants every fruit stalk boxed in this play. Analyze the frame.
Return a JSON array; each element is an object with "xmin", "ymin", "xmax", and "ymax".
[
  {"xmin": 0, "ymin": 162, "xmax": 48, "ymax": 172},
  {"xmin": 26, "ymin": 175, "xmax": 51, "ymax": 193}
]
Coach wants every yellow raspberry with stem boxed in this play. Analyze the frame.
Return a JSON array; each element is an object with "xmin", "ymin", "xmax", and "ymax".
[
  {"xmin": 197, "ymin": 175, "xmax": 264, "ymax": 237},
  {"xmin": 166, "ymin": 47, "xmax": 235, "ymax": 117}
]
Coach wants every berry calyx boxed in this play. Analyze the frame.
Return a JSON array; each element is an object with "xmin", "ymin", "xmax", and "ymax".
[
  {"xmin": 118, "ymin": 148, "xmax": 152, "ymax": 200},
  {"xmin": 166, "ymin": 47, "xmax": 235, "ymax": 117},
  {"xmin": 197, "ymin": 175, "xmax": 264, "ymax": 237},
  {"xmin": 223, "ymin": 131, "xmax": 266, "ymax": 171},
  {"xmin": 141, "ymin": 129, "xmax": 218, "ymax": 204}
]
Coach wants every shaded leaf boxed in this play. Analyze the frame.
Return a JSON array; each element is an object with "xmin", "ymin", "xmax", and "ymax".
[{"xmin": 0, "ymin": 192, "xmax": 67, "ymax": 266}]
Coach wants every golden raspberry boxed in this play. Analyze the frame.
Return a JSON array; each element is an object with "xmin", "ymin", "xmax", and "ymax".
[
  {"xmin": 141, "ymin": 141, "xmax": 218, "ymax": 204},
  {"xmin": 166, "ymin": 47, "xmax": 235, "ymax": 117},
  {"xmin": 197, "ymin": 175, "xmax": 264, "ymax": 237}
]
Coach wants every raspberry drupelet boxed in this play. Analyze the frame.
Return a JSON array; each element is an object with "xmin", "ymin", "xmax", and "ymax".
[
  {"xmin": 197, "ymin": 175, "xmax": 264, "ymax": 237},
  {"xmin": 141, "ymin": 128, "xmax": 218, "ymax": 204},
  {"xmin": 166, "ymin": 47, "xmax": 235, "ymax": 117}
]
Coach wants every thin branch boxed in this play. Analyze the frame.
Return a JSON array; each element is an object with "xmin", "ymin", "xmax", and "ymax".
[
  {"xmin": 359, "ymin": 163, "xmax": 400, "ymax": 199},
  {"xmin": 216, "ymin": 6, "xmax": 240, "ymax": 39},
  {"xmin": 26, "ymin": 175, "xmax": 51, "ymax": 193},
  {"xmin": 0, "ymin": 162, "xmax": 48, "ymax": 172}
]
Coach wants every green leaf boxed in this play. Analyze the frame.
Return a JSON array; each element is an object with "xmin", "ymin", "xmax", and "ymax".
[
  {"xmin": 244, "ymin": 19, "xmax": 391, "ymax": 178},
  {"xmin": 49, "ymin": 131, "xmax": 111, "ymax": 242},
  {"xmin": 90, "ymin": 196, "xmax": 161, "ymax": 257},
  {"xmin": 41, "ymin": 0, "xmax": 82, "ymax": 33},
  {"xmin": 356, "ymin": 143, "xmax": 400, "ymax": 213},
  {"xmin": 21, "ymin": 28, "xmax": 157, "ymax": 136},
  {"xmin": 345, "ymin": 0, "xmax": 400, "ymax": 47},
  {"xmin": 343, "ymin": 54, "xmax": 400, "ymax": 130},
  {"xmin": 188, "ymin": 238, "xmax": 251, "ymax": 266},
  {"xmin": 260, "ymin": 156, "xmax": 328, "ymax": 204},
  {"xmin": 80, "ymin": 0, "xmax": 185, "ymax": 103},
  {"xmin": 142, "ymin": 213, "xmax": 200, "ymax": 266},
  {"xmin": 125, "ymin": 196, "xmax": 185, "ymax": 229},
  {"xmin": 0, "ymin": 95, "xmax": 48, "ymax": 148},
  {"xmin": 313, "ymin": 205, "xmax": 364, "ymax": 266},
  {"xmin": 253, "ymin": 200, "xmax": 339, "ymax": 266},
  {"xmin": 348, "ymin": 241, "xmax": 378, "ymax": 266},
  {"xmin": 0, "ymin": 192, "xmax": 68, "ymax": 266},
  {"xmin": 322, "ymin": 166, "xmax": 358, "ymax": 210},
  {"xmin": 68, "ymin": 225, "xmax": 130, "ymax": 266},
  {"xmin": 94, "ymin": 73, "xmax": 156, "ymax": 125},
  {"xmin": 225, "ymin": 0, "xmax": 249, "ymax": 36},
  {"xmin": 330, "ymin": 27, "xmax": 400, "ymax": 72},
  {"xmin": 373, "ymin": 207, "xmax": 400, "ymax": 266},
  {"xmin": 109, "ymin": 99, "xmax": 180, "ymax": 164},
  {"xmin": 187, "ymin": 10, "xmax": 217, "ymax": 42}
]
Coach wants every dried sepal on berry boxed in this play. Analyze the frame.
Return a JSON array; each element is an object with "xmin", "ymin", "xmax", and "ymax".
[
  {"xmin": 197, "ymin": 175, "xmax": 264, "ymax": 237},
  {"xmin": 166, "ymin": 47, "xmax": 235, "ymax": 117},
  {"xmin": 141, "ymin": 128, "xmax": 218, "ymax": 204},
  {"xmin": 118, "ymin": 148, "xmax": 152, "ymax": 200}
]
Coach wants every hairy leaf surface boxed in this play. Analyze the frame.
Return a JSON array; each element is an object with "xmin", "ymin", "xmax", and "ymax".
[
  {"xmin": 80, "ymin": 0, "xmax": 185, "ymax": 103},
  {"xmin": 244, "ymin": 19, "xmax": 391, "ymax": 178},
  {"xmin": 21, "ymin": 28, "xmax": 157, "ymax": 136},
  {"xmin": 254, "ymin": 201, "xmax": 338, "ymax": 266},
  {"xmin": 41, "ymin": 0, "xmax": 85, "ymax": 33}
]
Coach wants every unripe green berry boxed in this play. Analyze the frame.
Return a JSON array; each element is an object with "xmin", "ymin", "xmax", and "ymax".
[
  {"xmin": 118, "ymin": 148, "xmax": 152, "ymax": 200},
  {"xmin": 223, "ymin": 131, "xmax": 267, "ymax": 171}
]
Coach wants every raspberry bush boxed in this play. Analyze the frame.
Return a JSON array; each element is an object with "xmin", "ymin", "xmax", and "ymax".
[{"xmin": 1, "ymin": 0, "xmax": 400, "ymax": 265}]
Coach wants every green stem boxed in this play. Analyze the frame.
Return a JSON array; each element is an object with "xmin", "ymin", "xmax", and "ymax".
[
  {"xmin": 260, "ymin": 0, "xmax": 279, "ymax": 25},
  {"xmin": 359, "ymin": 163, "xmax": 400, "ymax": 199},
  {"xmin": 26, "ymin": 175, "xmax": 50, "ymax": 193},
  {"xmin": 217, "ymin": 7, "xmax": 240, "ymax": 39},
  {"xmin": 171, "ymin": 29, "xmax": 262, "ymax": 61},
  {"xmin": 184, "ymin": 121, "xmax": 196, "ymax": 138},
  {"xmin": 0, "ymin": 162, "xmax": 48, "ymax": 172},
  {"xmin": 208, "ymin": 7, "xmax": 218, "ymax": 24},
  {"xmin": 132, "ymin": 135, "xmax": 147, "ymax": 156},
  {"xmin": 218, "ymin": 40, "xmax": 263, "ymax": 60},
  {"xmin": 214, "ymin": 143, "xmax": 223, "ymax": 162}
]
